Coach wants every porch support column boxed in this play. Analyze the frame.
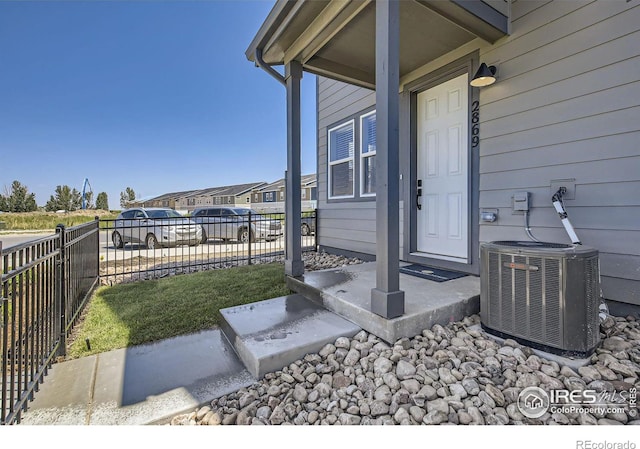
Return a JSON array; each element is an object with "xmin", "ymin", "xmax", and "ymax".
[
  {"xmin": 284, "ymin": 60, "xmax": 304, "ymax": 277},
  {"xmin": 371, "ymin": 0, "xmax": 405, "ymax": 318}
]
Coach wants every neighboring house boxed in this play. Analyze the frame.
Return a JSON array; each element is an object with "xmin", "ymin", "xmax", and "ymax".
[
  {"xmin": 135, "ymin": 190, "xmax": 199, "ymax": 210},
  {"xmin": 175, "ymin": 187, "xmax": 215, "ymax": 211},
  {"xmin": 176, "ymin": 182, "xmax": 267, "ymax": 213},
  {"xmin": 180, "ymin": 181, "xmax": 266, "ymax": 212},
  {"xmin": 250, "ymin": 174, "xmax": 317, "ymax": 213},
  {"xmin": 126, "ymin": 196, "xmax": 151, "ymax": 209},
  {"xmin": 247, "ymin": 0, "xmax": 640, "ymax": 314}
]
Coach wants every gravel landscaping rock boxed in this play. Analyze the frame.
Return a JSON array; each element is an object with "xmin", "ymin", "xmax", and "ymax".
[
  {"xmin": 101, "ymin": 250, "xmax": 365, "ymax": 285},
  {"xmin": 165, "ymin": 251, "xmax": 639, "ymax": 426},
  {"xmin": 171, "ymin": 312, "xmax": 640, "ymax": 426}
]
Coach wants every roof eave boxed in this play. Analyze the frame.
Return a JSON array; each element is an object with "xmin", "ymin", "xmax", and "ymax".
[{"xmin": 245, "ymin": 0, "xmax": 299, "ymax": 63}]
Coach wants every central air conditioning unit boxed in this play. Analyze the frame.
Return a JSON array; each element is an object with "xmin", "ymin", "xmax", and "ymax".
[{"xmin": 480, "ymin": 241, "xmax": 600, "ymax": 357}]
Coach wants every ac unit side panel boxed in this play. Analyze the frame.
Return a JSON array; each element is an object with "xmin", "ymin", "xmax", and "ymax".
[{"xmin": 563, "ymin": 255, "xmax": 601, "ymax": 352}]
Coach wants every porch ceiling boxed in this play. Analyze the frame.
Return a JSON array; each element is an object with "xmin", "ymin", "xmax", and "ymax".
[{"xmin": 246, "ymin": 0, "xmax": 509, "ymax": 89}]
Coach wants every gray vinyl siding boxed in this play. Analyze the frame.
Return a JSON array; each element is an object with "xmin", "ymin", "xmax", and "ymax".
[
  {"xmin": 318, "ymin": 78, "xmax": 406, "ymax": 256},
  {"xmin": 316, "ymin": 0, "xmax": 640, "ymax": 306},
  {"xmin": 478, "ymin": 0, "xmax": 640, "ymax": 305},
  {"xmin": 317, "ymin": 77, "xmax": 379, "ymax": 256}
]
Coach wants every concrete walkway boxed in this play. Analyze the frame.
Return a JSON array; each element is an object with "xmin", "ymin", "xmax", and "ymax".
[{"xmin": 19, "ymin": 329, "xmax": 255, "ymax": 425}]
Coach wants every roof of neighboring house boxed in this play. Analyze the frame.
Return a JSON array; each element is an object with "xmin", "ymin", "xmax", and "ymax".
[
  {"xmin": 214, "ymin": 182, "xmax": 268, "ymax": 197},
  {"xmin": 129, "ymin": 195, "xmax": 154, "ymax": 203},
  {"xmin": 145, "ymin": 189, "xmax": 201, "ymax": 202},
  {"xmin": 302, "ymin": 174, "xmax": 317, "ymax": 187},
  {"xmin": 256, "ymin": 174, "xmax": 316, "ymax": 192},
  {"xmin": 183, "ymin": 181, "xmax": 267, "ymax": 199},
  {"xmin": 142, "ymin": 176, "xmax": 316, "ymax": 206}
]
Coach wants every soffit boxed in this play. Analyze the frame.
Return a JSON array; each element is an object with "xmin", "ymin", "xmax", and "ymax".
[{"xmin": 247, "ymin": 0, "xmax": 508, "ymax": 89}]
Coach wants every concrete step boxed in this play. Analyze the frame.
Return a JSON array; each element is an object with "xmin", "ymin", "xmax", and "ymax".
[{"xmin": 220, "ymin": 294, "xmax": 361, "ymax": 379}]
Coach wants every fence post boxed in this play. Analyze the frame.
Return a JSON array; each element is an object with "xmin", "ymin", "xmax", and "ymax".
[
  {"xmin": 55, "ymin": 224, "xmax": 66, "ymax": 358},
  {"xmin": 247, "ymin": 212, "xmax": 252, "ymax": 265},
  {"xmin": 95, "ymin": 217, "xmax": 100, "ymax": 281},
  {"xmin": 314, "ymin": 209, "xmax": 319, "ymax": 252},
  {"xmin": 0, "ymin": 241, "xmax": 5, "ymax": 425}
]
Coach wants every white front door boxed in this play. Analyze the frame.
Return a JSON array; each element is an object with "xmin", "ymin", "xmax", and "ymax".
[{"xmin": 416, "ymin": 74, "xmax": 469, "ymax": 262}]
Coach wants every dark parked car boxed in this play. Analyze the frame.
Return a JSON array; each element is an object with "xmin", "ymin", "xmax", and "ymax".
[
  {"xmin": 301, "ymin": 216, "xmax": 316, "ymax": 236},
  {"xmin": 191, "ymin": 207, "xmax": 283, "ymax": 243},
  {"xmin": 111, "ymin": 207, "xmax": 202, "ymax": 249}
]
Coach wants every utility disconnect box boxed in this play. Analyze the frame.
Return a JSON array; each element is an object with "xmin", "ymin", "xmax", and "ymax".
[{"xmin": 513, "ymin": 191, "xmax": 530, "ymax": 212}]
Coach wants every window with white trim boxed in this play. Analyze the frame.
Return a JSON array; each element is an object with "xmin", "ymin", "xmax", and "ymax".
[
  {"xmin": 301, "ymin": 189, "xmax": 306, "ymax": 199},
  {"xmin": 328, "ymin": 120, "xmax": 355, "ymax": 198},
  {"xmin": 360, "ymin": 111, "xmax": 376, "ymax": 196}
]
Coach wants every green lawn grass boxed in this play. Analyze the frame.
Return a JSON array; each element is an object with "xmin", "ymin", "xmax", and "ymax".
[{"xmin": 67, "ymin": 263, "xmax": 290, "ymax": 358}]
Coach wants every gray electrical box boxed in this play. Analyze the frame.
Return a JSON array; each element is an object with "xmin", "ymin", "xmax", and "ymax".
[{"xmin": 513, "ymin": 191, "xmax": 530, "ymax": 212}]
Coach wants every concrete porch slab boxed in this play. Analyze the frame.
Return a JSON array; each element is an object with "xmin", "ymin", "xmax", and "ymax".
[
  {"xmin": 288, "ymin": 261, "xmax": 480, "ymax": 344},
  {"xmin": 220, "ymin": 294, "xmax": 361, "ymax": 379}
]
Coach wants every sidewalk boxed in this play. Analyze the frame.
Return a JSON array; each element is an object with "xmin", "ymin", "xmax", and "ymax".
[{"xmin": 19, "ymin": 329, "xmax": 255, "ymax": 425}]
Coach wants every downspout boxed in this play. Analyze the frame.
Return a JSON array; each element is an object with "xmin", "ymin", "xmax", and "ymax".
[
  {"xmin": 255, "ymin": 48, "xmax": 286, "ymax": 87},
  {"xmin": 254, "ymin": 47, "xmax": 304, "ymax": 276}
]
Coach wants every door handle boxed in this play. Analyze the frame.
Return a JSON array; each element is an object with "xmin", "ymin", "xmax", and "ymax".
[{"xmin": 416, "ymin": 187, "xmax": 422, "ymax": 210}]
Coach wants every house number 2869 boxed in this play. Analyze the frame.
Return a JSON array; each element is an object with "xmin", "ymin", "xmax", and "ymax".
[{"xmin": 471, "ymin": 100, "xmax": 480, "ymax": 148}]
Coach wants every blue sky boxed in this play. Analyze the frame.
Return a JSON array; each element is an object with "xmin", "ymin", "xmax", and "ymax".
[{"xmin": 0, "ymin": 0, "xmax": 317, "ymax": 209}]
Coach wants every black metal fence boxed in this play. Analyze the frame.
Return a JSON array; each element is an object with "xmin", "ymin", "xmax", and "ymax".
[
  {"xmin": 0, "ymin": 210, "xmax": 316, "ymax": 424},
  {"xmin": 99, "ymin": 210, "xmax": 317, "ymax": 285},
  {"xmin": 1, "ymin": 219, "xmax": 99, "ymax": 425}
]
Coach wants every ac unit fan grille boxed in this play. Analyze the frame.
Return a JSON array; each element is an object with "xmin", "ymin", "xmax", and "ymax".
[
  {"xmin": 529, "ymin": 257, "xmax": 543, "ymax": 342},
  {"xmin": 481, "ymin": 242, "xmax": 600, "ymax": 356},
  {"xmin": 488, "ymin": 252, "xmax": 500, "ymax": 329},
  {"xmin": 544, "ymin": 258, "xmax": 561, "ymax": 346},
  {"xmin": 491, "ymin": 253, "xmax": 562, "ymax": 347}
]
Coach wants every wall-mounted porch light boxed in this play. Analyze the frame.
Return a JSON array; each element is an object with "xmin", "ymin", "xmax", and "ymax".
[{"xmin": 470, "ymin": 63, "xmax": 497, "ymax": 87}]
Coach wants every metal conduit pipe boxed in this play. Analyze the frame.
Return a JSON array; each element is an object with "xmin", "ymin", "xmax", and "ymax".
[
  {"xmin": 524, "ymin": 210, "xmax": 541, "ymax": 243},
  {"xmin": 255, "ymin": 48, "xmax": 286, "ymax": 87}
]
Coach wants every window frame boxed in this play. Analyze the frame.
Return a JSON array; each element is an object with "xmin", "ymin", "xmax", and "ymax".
[
  {"xmin": 326, "ymin": 107, "xmax": 377, "ymax": 203},
  {"xmin": 360, "ymin": 110, "xmax": 377, "ymax": 198},
  {"xmin": 327, "ymin": 119, "xmax": 356, "ymax": 200}
]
